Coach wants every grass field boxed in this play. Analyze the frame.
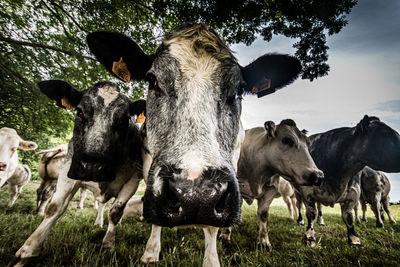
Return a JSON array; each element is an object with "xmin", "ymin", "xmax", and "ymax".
[{"xmin": 0, "ymin": 182, "xmax": 399, "ymax": 266}]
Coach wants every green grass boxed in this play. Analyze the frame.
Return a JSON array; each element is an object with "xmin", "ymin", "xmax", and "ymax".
[{"xmin": 0, "ymin": 182, "xmax": 399, "ymax": 266}]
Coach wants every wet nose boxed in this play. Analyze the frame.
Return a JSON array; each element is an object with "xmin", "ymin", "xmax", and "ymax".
[
  {"xmin": 0, "ymin": 162, "xmax": 7, "ymax": 171},
  {"xmin": 143, "ymin": 167, "xmax": 241, "ymax": 228},
  {"xmin": 309, "ymin": 171, "xmax": 324, "ymax": 186}
]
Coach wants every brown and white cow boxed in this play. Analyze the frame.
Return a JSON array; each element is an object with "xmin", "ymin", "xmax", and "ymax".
[
  {"xmin": 219, "ymin": 120, "xmax": 323, "ymax": 247},
  {"xmin": 13, "ymin": 80, "xmax": 147, "ymax": 266},
  {"xmin": 87, "ymin": 24, "xmax": 302, "ymax": 266},
  {"xmin": 0, "ymin": 127, "xmax": 37, "ymax": 206},
  {"xmin": 36, "ymin": 144, "xmax": 105, "ymax": 226}
]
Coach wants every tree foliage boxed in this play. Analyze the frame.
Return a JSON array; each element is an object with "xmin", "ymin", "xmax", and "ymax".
[{"xmin": 0, "ymin": 0, "xmax": 357, "ymax": 177}]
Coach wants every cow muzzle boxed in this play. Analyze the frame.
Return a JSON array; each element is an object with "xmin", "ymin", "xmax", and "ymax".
[
  {"xmin": 305, "ymin": 171, "xmax": 324, "ymax": 186},
  {"xmin": 0, "ymin": 162, "xmax": 7, "ymax": 172},
  {"xmin": 143, "ymin": 166, "xmax": 241, "ymax": 228},
  {"xmin": 68, "ymin": 154, "xmax": 116, "ymax": 181}
]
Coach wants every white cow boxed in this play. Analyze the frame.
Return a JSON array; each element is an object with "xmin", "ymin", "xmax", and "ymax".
[{"xmin": 0, "ymin": 127, "xmax": 37, "ymax": 206}]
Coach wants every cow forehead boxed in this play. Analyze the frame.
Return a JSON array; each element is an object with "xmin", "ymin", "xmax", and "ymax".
[{"xmin": 0, "ymin": 128, "xmax": 20, "ymax": 148}]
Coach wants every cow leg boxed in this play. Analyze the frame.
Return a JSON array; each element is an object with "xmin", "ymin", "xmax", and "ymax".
[
  {"xmin": 354, "ymin": 201, "xmax": 361, "ymax": 224},
  {"xmin": 94, "ymin": 200, "xmax": 99, "ymax": 209},
  {"xmin": 304, "ymin": 201, "xmax": 317, "ymax": 247},
  {"xmin": 282, "ymin": 195, "xmax": 293, "ymax": 219},
  {"xmin": 290, "ymin": 195, "xmax": 298, "ymax": 221},
  {"xmin": 37, "ymin": 197, "xmax": 51, "ymax": 216},
  {"xmin": 14, "ymin": 175, "xmax": 79, "ymax": 265},
  {"xmin": 102, "ymin": 178, "xmax": 140, "ymax": 249},
  {"xmin": 295, "ymin": 191, "xmax": 304, "ymax": 225},
  {"xmin": 141, "ymin": 225, "xmax": 162, "ymax": 263},
  {"xmin": 340, "ymin": 201, "xmax": 361, "ymax": 245},
  {"xmin": 360, "ymin": 199, "xmax": 367, "ymax": 222},
  {"xmin": 203, "ymin": 226, "xmax": 220, "ymax": 267},
  {"xmin": 219, "ymin": 227, "xmax": 231, "ymax": 242},
  {"xmin": 94, "ymin": 202, "xmax": 106, "ymax": 228},
  {"xmin": 7, "ymin": 184, "xmax": 20, "ymax": 207},
  {"xmin": 316, "ymin": 202, "xmax": 325, "ymax": 226},
  {"xmin": 257, "ymin": 189, "xmax": 276, "ymax": 248},
  {"xmin": 78, "ymin": 188, "xmax": 87, "ymax": 209},
  {"xmin": 370, "ymin": 195, "xmax": 383, "ymax": 227},
  {"xmin": 382, "ymin": 196, "xmax": 396, "ymax": 224}
]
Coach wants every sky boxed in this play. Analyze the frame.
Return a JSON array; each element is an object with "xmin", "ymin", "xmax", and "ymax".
[{"xmin": 232, "ymin": 0, "xmax": 400, "ymax": 201}]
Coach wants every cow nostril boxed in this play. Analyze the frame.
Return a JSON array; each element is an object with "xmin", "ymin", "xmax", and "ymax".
[
  {"xmin": 0, "ymin": 162, "xmax": 7, "ymax": 171},
  {"xmin": 310, "ymin": 172, "xmax": 324, "ymax": 186},
  {"xmin": 80, "ymin": 161, "xmax": 87, "ymax": 170},
  {"xmin": 215, "ymin": 181, "xmax": 228, "ymax": 192}
]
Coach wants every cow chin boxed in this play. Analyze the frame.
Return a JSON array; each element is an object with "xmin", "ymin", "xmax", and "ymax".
[
  {"xmin": 142, "ymin": 167, "xmax": 241, "ymax": 228},
  {"xmin": 68, "ymin": 159, "xmax": 116, "ymax": 182}
]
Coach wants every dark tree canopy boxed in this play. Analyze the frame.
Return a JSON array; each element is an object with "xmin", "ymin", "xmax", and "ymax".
[{"xmin": 0, "ymin": 0, "xmax": 357, "ymax": 177}]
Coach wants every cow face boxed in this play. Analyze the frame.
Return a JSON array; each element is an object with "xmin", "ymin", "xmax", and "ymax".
[
  {"xmin": 38, "ymin": 80, "xmax": 146, "ymax": 181},
  {"xmin": 354, "ymin": 115, "xmax": 400, "ymax": 172},
  {"xmin": 263, "ymin": 120, "xmax": 324, "ymax": 186},
  {"xmin": 87, "ymin": 24, "xmax": 301, "ymax": 227},
  {"xmin": 0, "ymin": 128, "xmax": 37, "ymax": 183}
]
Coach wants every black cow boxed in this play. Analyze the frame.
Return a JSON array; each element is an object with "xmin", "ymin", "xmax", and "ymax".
[{"xmin": 294, "ymin": 115, "xmax": 400, "ymax": 246}]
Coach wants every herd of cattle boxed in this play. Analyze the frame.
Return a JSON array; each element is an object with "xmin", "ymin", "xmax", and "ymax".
[{"xmin": 1, "ymin": 24, "xmax": 399, "ymax": 267}]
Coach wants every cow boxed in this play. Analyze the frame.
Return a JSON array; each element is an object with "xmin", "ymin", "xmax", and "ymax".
[
  {"xmin": 36, "ymin": 144, "xmax": 104, "ymax": 223},
  {"xmin": 87, "ymin": 23, "xmax": 302, "ymax": 266},
  {"xmin": 219, "ymin": 120, "xmax": 324, "ymax": 247},
  {"xmin": 13, "ymin": 80, "xmax": 147, "ymax": 266},
  {"xmin": 293, "ymin": 115, "xmax": 400, "ymax": 247},
  {"xmin": 277, "ymin": 175, "xmax": 299, "ymax": 220},
  {"xmin": 1, "ymin": 164, "xmax": 31, "ymax": 207},
  {"xmin": 0, "ymin": 127, "xmax": 37, "ymax": 206},
  {"xmin": 354, "ymin": 167, "xmax": 396, "ymax": 227}
]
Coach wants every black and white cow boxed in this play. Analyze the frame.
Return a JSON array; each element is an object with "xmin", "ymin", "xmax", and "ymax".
[
  {"xmin": 354, "ymin": 166, "xmax": 396, "ymax": 227},
  {"xmin": 87, "ymin": 23, "xmax": 302, "ymax": 266},
  {"xmin": 0, "ymin": 127, "xmax": 37, "ymax": 206},
  {"xmin": 13, "ymin": 80, "xmax": 147, "ymax": 266},
  {"xmin": 294, "ymin": 115, "xmax": 400, "ymax": 246}
]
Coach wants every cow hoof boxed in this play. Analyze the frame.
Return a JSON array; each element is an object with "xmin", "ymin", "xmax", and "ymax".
[
  {"xmin": 348, "ymin": 235, "xmax": 361, "ymax": 246},
  {"xmin": 141, "ymin": 254, "xmax": 159, "ymax": 264},
  {"xmin": 257, "ymin": 242, "xmax": 272, "ymax": 251},
  {"xmin": 376, "ymin": 222, "xmax": 384, "ymax": 228},
  {"xmin": 297, "ymin": 220, "xmax": 304, "ymax": 226},
  {"xmin": 317, "ymin": 222, "xmax": 325, "ymax": 226},
  {"xmin": 361, "ymin": 218, "xmax": 367, "ymax": 222},
  {"xmin": 8, "ymin": 256, "xmax": 35, "ymax": 267},
  {"xmin": 303, "ymin": 235, "xmax": 316, "ymax": 247},
  {"xmin": 101, "ymin": 242, "xmax": 115, "ymax": 251}
]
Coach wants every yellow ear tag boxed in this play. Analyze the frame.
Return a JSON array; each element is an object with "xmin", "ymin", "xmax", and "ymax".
[
  {"xmin": 136, "ymin": 112, "xmax": 146, "ymax": 123},
  {"xmin": 61, "ymin": 98, "xmax": 74, "ymax": 109},
  {"xmin": 112, "ymin": 57, "xmax": 131, "ymax": 83}
]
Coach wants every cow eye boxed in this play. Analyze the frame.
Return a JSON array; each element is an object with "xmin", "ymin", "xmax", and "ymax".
[
  {"xmin": 282, "ymin": 137, "xmax": 294, "ymax": 147},
  {"xmin": 76, "ymin": 107, "xmax": 84, "ymax": 118},
  {"xmin": 145, "ymin": 73, "xmax": 158, "ymax": 89}
]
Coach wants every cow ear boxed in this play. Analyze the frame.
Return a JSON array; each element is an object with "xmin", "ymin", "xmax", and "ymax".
[
  {"xmin": 129, "ymin": 99, "xmax": 146, "ymax": 123},
  {"xmin": 19, "ymin": 140, "xmax": 38, "ymax": 150},
  {"xmin": 241, "ymin": 54, "xmax": 301, "ymax": 98},
  {"xmin": 38, "ymin": 80, "xmax": 82, "ymax": 109},
  {"xmin": 301, "ymin": 129, "xmax": 309, "ymax": 135},
  {"xmin": 355, "ymin": 115, "xmax": 370, "ymax": 135},
  {"xmin": 264, "ymin": 121, "xmax": 276, "ymax": 138},
  {"xmin": 87, "ymin": 31, "xmax": 153, "ymax": 82}
]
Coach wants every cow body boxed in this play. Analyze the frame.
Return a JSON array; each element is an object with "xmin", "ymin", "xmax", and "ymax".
[
  {"xmin": 294, "ymin": 116, "xmax": 400, "ymax": 246},
  {"xmin": 220, "ymin": 120, "xmax": 323, "ymax": 246},
  {"xmin": 87, "ymin": 23, "xmax": 301, "ymax": 267},
  {"xmin": 36, "ymin": 144, "xmax": 104, "ymax": 224},
  {"xmin": 0, "ymin": 127, "xmax": 37, "ymax": 206},
  {"xmin": 13, "ymin": 81, "xmax": 147, "ymax": 265},
  {"xmin": 355, "ymin": 166, "xmax": 396, "ymax": 227}
]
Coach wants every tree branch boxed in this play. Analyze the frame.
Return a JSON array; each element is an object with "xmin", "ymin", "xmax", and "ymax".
[
  {"xmin": 0, "ymin": 62, "xmax": 38, "ymax": 93},
  {"xmin": 0, "ymin": 36, "xmax": 96, "ymax": 61},
  {"xmin": 49, "ymin": 0, "xmax": 89, "ymax": 33}
]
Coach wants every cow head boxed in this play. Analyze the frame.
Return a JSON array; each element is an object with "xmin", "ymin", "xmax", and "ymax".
[
  {"xmin": 0, "ymin": 127, "xmax": 37, "ymax": 185},
  {"xmin": 354, "ymin": 115, "xmax": 400, "ymax": 172},
  {"xmin": 262, "ymin": 119, "xmax": 324, "ymax": 186},
  {"xmin": 38, "ymin": 80, "xmax": 146, "ymax": 181},
  {"xmin": 87, "ymin": 24, "xmax": 301, "ymax": 227}
]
